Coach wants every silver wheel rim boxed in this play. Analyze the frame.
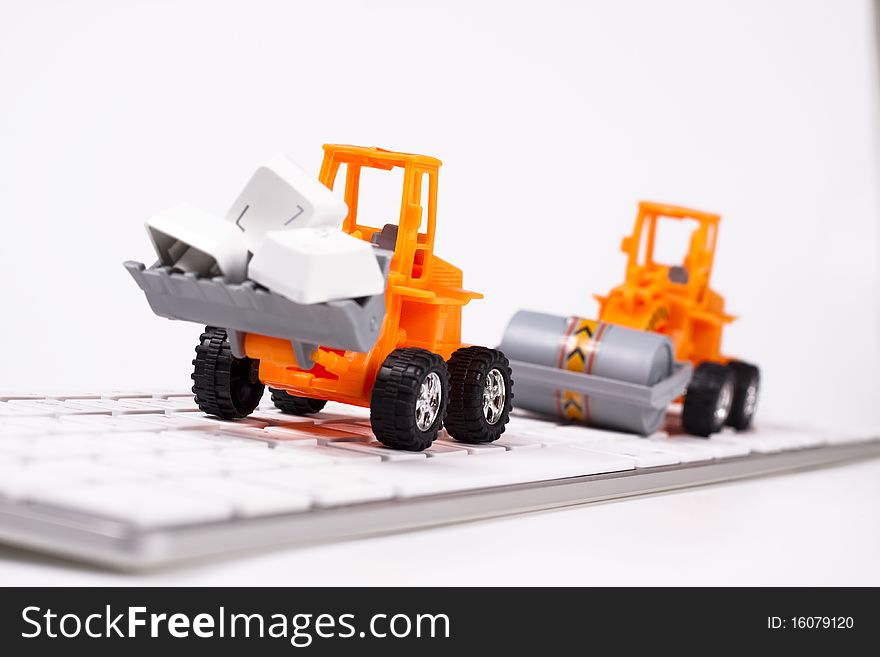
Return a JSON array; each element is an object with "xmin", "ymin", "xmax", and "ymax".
[
  {"xmin": 416, "ymin": 371, "xmax": 442, "ymax": 431},
  {"xmin": 743, "ymin": 382, "xmax": 759, "ymax": 418},
  {"xmin": 715, "ymin": 379, "xmax": 734, "ymax": 422},
  {"xmin": 483, "ymin": 368, "xmax": 506, "ymax": 426}
]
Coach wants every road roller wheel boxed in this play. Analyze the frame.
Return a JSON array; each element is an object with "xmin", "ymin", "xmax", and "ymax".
[
  {"xmin": 682, "ymin": 362, "xmax": 735, "ymax": 437},
  {"xmin": 192, "ymin": 326, "xmax": 264, "ymax": 420},
  {"xmin": 725, "ymin": 361, "xmax": 760, "ymax": 431},
  {"xmin": 269, "ymin": 389, "xmax": 327, "ymax": 416},
  {"xmin": 445, "ymin": 346, "xmax": 513, "ymax": 444},
  {"xmin": 370, "ymin": 348, "xmax": 449, "ymax": 451}
]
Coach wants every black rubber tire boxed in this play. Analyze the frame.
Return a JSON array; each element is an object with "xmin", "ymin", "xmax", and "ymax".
[
  {"xmin": 444, "ymin": 346, "xmax": 513, "ymax": 444},
  {"xmin": 370, "ymin": 348, "xmax": 449, "ymax": 451},
  {"xmin": 191, "ymin": 327, "xmax": 264, "ymax": 420},
  {"xmin": 682, "ymin": 361, "xmax": 735, "ymax": 437},
  {"xmin": 725, "ymin": 361, "xmax": 760, "ymax": 431},
  {"xmin": 269, "ymin": 388, "xmax": 328, "ymax": 415}
]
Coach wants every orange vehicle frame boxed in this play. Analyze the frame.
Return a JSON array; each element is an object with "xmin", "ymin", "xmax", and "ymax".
[
  {"xmin": 595, "ymin": 201, "xmax": 735, "ymax": 366},
  {"xmin": 243, "ymin": 144, "xmax": 481, "ymax": 408}
]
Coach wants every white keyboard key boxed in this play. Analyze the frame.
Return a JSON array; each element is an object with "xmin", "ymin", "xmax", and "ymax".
[
  {"xmin": 0, "ymin": 393, "xmax": 45, "ymax": 401},
  {"xmin": 246, "ymin": 467, "xmax": 394, "ymax": 507},
  {"xmin": 119, "ymin": 398, "xmax": 201, "ymax": 413},
  {"xmin": 179, "ymin": 477, "xmax": 312, "ymax": 517},
  {"xmin": 40, "ymin": 391, "xmax": 103, "ymax": 400},
  {"xmin": 0, "ymin": 460, "xmax": 153, "ymax": 500},
  {"xmin": 573, "ymin": 440, "xmax": 681, "ymax": 467},
  {"xmin": 7, "ymin": 399, "xmax": 108, "ymax": 415},
  {"xmin": 58, "ymin": 414, "xmax": 161, "ymax": 432},
  {"xmin": 712, "ymin": 433, "xmax": 783, "ymax": 454},
  {"xmin": 0, "ymin": 402, "xmax": 54, "ymax": 417},
  {"xmin": 102, "ymin": 454, "xmax": 222, "ymax": 477},
  {"xmin": 319, "ymin": 422, "xmax": 376, "ymax": 438},
  {"xmin": 100, "ymin": 391, "xmax": 158, "ymax": 400},
  {"xmin": 333, "ymin": 441, "xmax": 428, "ymax": 461},
  {"xmin": 330, "ymin": 446, "xmax": 635, "ymax": 498},
  {"xmin": 655, "ymin": 435, "xmax": 751, "ymax": 459},
  {"xmin": 435, "ymin": 438, "xmax": 507, "ymax": 455},
  {"xmin": 66, "ymin": 399, "xmax": 161, "ymax": 415},
  {"xmin": 641, "ymin": 436, "xmax": 716, "ymax": 462},
  {"xmin": 263, "ymin": 427, "xmax": 319, "ymax": 445},
  {"xmin": 274, "ymin": 444, "xmax": 382, "ymax": 463},
  {"xmin": 494, "ymin": 435, "xmax": 544, "ymax": 450},
  {"xmin": 195, "ymin": 415, "xmax": 270, "ymax": 430},
  {"xmin": 423, "ymin": 442, "xmax": 469, "ymax": 457},
  {"xmin": 31, "ymin": 482, "xmax": 233, "ymax": 528},
  {"xmin": 231, "ymin": 446, "xmax": 336, "ymax": 467},
  {"xmin": 199, "ymin": 431, "xmax": 275, "ymax": 451}
]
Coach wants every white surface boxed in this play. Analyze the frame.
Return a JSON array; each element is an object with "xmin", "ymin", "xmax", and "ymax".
[
  {"xmin": 0, "ymin": 0, "xmax": 877, "ymax": 429},
  {"xmin": 146, "ymin": 203, "xmax": 249, "ymax": 281},
  {"xmin": 0, "ymin": 458, "xmax": 878, "ymax": 586},
  {"xmin": 248, "ymin": 227, "xmax": 385, "ymax": 304},
  {"xmin": 226, "ymin": 154, "xmax": 349, "ymax": 252}
]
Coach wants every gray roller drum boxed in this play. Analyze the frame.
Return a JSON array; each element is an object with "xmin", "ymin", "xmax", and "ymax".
[{"xmin": 499, "ymin": 310, "xmax": 676, "ymax": 434}]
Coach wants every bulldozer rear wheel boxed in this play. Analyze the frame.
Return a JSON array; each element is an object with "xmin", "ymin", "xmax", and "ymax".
[
  {"xmin": 192, "ymin": 326, "xmax": 264, "ymax": 420},
  {"xmin": 682, "ymin": 362, "xmax": 735, "ymax": 437},
  {"xmin": 270, "ymin": 389, "xmax": 327, "ymax": 415},
  {"xmin": 444, "ymin": 346, "xmax": 513, "ymax": 444},
  {"xmin": 725, "ymin": 361, "xmax": 760, "ymax": 431}
]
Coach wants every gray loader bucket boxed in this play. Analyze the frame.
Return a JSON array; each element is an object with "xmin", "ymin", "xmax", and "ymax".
[{"xmin": 124, "ymin": 250, "xmax": 392, "ymax": 369}]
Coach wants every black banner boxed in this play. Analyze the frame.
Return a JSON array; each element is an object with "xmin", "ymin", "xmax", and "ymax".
[{"xmin": 0, "ymin": 587, "xmax": 874, "ymax": 654}]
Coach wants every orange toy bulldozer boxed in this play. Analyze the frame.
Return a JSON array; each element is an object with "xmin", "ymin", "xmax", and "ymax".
[
  {"xmin": 596, "ymin": 201, "xmax": 760, "ymax": 436},
  {"xmin": 190, "ymin": 145, "xmax": 513, "ymax": 451}
]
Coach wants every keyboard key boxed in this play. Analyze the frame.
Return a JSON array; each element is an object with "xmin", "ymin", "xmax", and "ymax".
[
  {"xmin": 263, "ymin": 426, "xmax": 319, "ymax": 445},
  {"xmin": 571, "ymin": 440, "xmax": 681, "ymax": 467},
  {"xmin": 245, "ymin": 467, "xmax": 394, "ymax": 506},
  {"xmin": 31, "ymin": 482, "xmax": 233, "ymax": 528},
  {"xmin": 435, "ymin": 438, "xmax": 507, "ymax": 455},
  {"xmin": 333, "ymin": 441, "xmax": 428, "ymax": 461},
  {"xmin": 0, "ymin": 460, "xmax": 154, "ymax": 500},
  {"xmin": 652, "ymin": 435, "xmax": 750, "ymax": 459},
  {"xmin": 494, "ymin": 435, "xmax": 544, "ymax": 450},
  {"xmin": 178, "ymin": 476, "xmax": 312, "ymax": 517},
  {"xmin": 423, "ymin": 442, "xmax": 469, "ymax": 457},
  {"xmin": 329, "ymin": 446, "xmax": 635, "ymax": 498},
  {"xmin": 712, "ymin": 433, "xmax": 784, "ymax": 454}
]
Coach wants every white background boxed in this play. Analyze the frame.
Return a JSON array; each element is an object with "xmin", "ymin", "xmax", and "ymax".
[
  {"xmin": 0, "ymin": 0, "xmax": 877, "ymax": 427},
  {"xmin": 0, "ymin": 1, "xmax": 878, "ymax": 585}
]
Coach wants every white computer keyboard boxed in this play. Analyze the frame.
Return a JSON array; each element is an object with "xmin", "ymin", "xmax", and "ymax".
[{"xmin": 1, "ymin": 391, "xmax": 878, "ymax": 569}]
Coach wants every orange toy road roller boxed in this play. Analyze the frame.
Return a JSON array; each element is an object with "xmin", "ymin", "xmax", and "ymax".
[
  {"xmin": 596, "ymin": 201, "xmax": 760, "ymax": 436},
  {"xmin": 126, "ymin": 145, "xmax": 513, "ymax": 451}
]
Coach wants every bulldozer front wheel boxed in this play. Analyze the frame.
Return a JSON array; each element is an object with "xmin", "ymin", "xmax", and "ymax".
[
  {"xmin": 370, "ymin": 348, "xmax": 449, "ymax": 451},
  {"xmin": 270, "ymin": 389, "xmax": 327, "ymax": 416},
  {"xmin": 682, "ymin": 362, "xmax": 734, "ymax": 437},
  {"xmin": 444, "ymin": 346, "xmax": 513, "ymax": 444},
  {"xmin": 725, "ymin": 361, "xmax": 760, "ymax": 431},
  {"xmin": 192, "ymin": 327, "xmax": 264, "ymax": 420}
]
